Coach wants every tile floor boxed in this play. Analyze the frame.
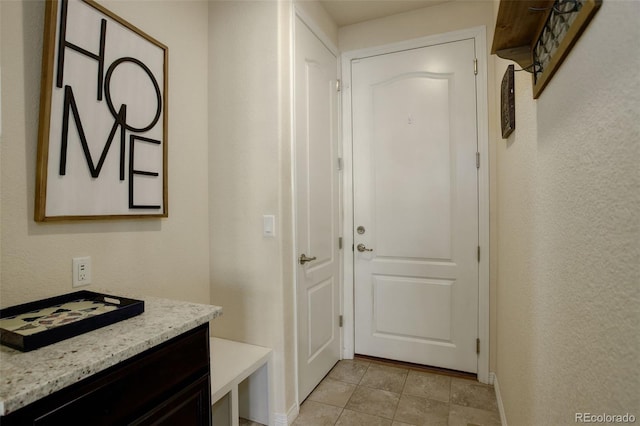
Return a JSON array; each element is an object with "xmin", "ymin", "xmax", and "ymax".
[{"xmin": 291, "ymin": 358, "xmax": 501, "ymax": 426}]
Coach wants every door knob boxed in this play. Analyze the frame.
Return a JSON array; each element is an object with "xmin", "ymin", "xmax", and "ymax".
[
  {"xmin": 299, "ymin": 254, "xmax": 317, "ymax": 265},
  {"xmin": 357, "ymin": 244, "xmax": 373, "ymax": 252}
]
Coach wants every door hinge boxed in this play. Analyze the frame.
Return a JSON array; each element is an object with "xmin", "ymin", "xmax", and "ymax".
[
  {"xmin": 477, "ymin": 246, "xmax": 481, "ymax": 262},
  {"xmin": 339, "ymin": 237, "xmax": 343, "ymax": 249},
  {"xmin": 339, "ymin": 315, "xmax": 343, "ymax": 327},
  {"xmin": 473, "ymin": 58, "xmax": 478, "ymax": 75},
  {"xmin": 476, "ymin": 152, "xmax": 480, "ymax": 169},
  {"xmin": 337, "ymin": 157, "xmax": 343, "ymax": 171},
  {"xmin": 476, "ymin": 338, "xmax": 480, "ymax": 354},
  {"xmin": 336, "ymin": 79, "xmax": 342, "ymax": 92}
]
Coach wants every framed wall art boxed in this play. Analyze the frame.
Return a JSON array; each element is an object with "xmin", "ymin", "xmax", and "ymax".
[
  {"xmin": 35, "ymin": 0, "xmax": 168, "ymax": 221},
  {"xmin": 531, "ymin": 0, "xmax": 602, "ymax": 98},
  {"xmin": 501, "ymin": 64, "xmax": 515, "ymax": 139}
]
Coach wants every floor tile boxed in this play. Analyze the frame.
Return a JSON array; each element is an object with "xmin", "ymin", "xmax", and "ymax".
[
  {"xmin": 328, "ymin": 360, "xmax": 370, "ymax": 384},
  {"xmin": 309, "ymin": 377, "xmax": 357, "ymax": 408},
  {"xmin": 448, "ymin": 404, "xmax": 501, "ymax": 426},
  {"xmin": 450, "ymin": 378, "xmax": 498, "ymax": 412},
  {"xmin": 394, "ymin": 394, "xmax": 449, "ymax": 426},
  {"xmin": 345, "ymin": 386, "xmax": 400, "ymax": 420},
  {"xmin": 293, "ymin": 400, "xmax": 343, "ymax": 426},
  {"xmin": 298, "ymin": 357, "xmax": 501, "ymax": 426},
  {"xmin": 360, "ymin": 364, "xmax": 408, "ymax": 393},
  {"xmin": 402, "ymin": 370, "xmax": 451, "ymax": 403},
  {"xmin": 335, "ymin": 408, "xmax": 393, "ymax": 426}
]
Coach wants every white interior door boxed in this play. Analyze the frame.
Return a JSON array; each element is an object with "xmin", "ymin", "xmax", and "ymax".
[
  {"xmin": 294, "ymin": 16, "xmax": 341, "ymax": 401},
  {"xmin": 352, "ymin": 39, "xmax": 479, "ymax": 373}
]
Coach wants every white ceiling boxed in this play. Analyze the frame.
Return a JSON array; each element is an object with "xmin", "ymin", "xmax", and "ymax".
[{"xmin": 318, "ymin": 0, "xmax": 451, "ymax": 27}]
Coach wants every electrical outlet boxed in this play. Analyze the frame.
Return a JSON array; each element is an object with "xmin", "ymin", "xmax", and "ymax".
[{"xmin": 72, "ymin": 257, "xmax": 91, "ymax": 287}]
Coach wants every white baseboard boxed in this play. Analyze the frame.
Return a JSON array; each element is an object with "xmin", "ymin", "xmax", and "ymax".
[
  {"xmin": 492, "ymin": 372, "xmax": 508, "ymax": 426},
  {"xmin": 273, "ymin": 403, "xmax": 299, "ymax": 426},
  {"xmin": 488, "ymin": 371, "xmax": 495, "ymax": 385}
]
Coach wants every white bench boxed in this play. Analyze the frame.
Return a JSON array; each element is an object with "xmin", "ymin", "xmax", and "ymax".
[{"xmin": 210, "ymin": 338, "xmax": 272, "ymax": 426}]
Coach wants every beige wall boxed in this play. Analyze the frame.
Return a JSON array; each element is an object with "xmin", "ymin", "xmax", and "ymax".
[
  {"xmin": 493, "ymin": 1, "xmax": 640, "ymax": 424},
  {"xmin": 338, "ymin": 0, "xmax": 499, "ymax": 374},
  {"xmin": 206, "ymin": 2, "xmax": 339, "ymax": 417},
  {"xmin": 0, "ymin": 1, "xmax": 211, "ymax": 307},
  {"xmin": 339, "ymin": 0, "xmax": 494, "ymax": 52},
  {"xmin": 295, "ymin": 0, "xmax": 339, "ymax": 47},
  {"xmin": 208, "ymin": 0, "xmax": 297, "ymax": 416}
]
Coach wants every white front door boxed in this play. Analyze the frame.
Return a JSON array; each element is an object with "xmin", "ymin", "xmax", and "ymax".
[
  {"xmin": 294, "ymin": 16, "xmax": 341, "ymax": 401},
  {"xmin": 352, "ymin": 39, "xmax": 479, "ymax": 373}
]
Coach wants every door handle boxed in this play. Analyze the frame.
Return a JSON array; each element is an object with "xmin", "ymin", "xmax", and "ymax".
[
  {"xmin": 357, "ymin": 244, "xmax": 373, "ymax": 253},
  {"xmin": 299, "ymin": 254, "xmax": 317, "ymax": 265}
]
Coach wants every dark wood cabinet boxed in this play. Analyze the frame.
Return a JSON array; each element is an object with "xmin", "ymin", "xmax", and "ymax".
[{"xmin": 2, "ymin": 324, "xmax": 211, "ymax": 426}]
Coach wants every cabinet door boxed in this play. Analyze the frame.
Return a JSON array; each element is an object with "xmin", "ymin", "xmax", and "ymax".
[{"xmin": 131, "ymin": 374, "xmax": 211, "ymax": 426}]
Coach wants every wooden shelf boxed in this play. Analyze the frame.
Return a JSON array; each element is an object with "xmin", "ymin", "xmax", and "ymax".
[
  {"xmin": 493, "ymin": 0, "xmax": 602, "ymax": 98},
  {"xmin": 491, "ymin": 0, "xmax": 554, "ymax": 69}
]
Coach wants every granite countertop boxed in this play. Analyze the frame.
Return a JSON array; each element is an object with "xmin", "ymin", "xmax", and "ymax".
[{"xmin": 0, "ymin": 294, "xmax": 222, "ymax": 416}]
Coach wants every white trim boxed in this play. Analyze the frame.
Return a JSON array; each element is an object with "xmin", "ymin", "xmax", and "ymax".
[
  {"xmin": 493, "ymin": 373, "xmax": 508, "ymax": 426},
  {"xmin": 340, "ymin": 54, "xmax": 355, "ymax": 359},
  {"xmin": 488, "ymin": 371, "xmax": 496, "ymax": 385},
  {"xmin": 289, "ymin": 1, "xmax": 299, "ymax": 411},
  {"xmin": 335, "ymin": 31, "xmax": 345, "ymax": 368},
  {"xmin": 340, "ymin": 26, "xmax": 491, "ymax": 382},
  {"xmin": 273, "ymin": 403, "xmax": 299, "ymax": 426},
  {"xmin": 475, "ymin": 25, "xmax": 491, "ymax": 385},
  {"xmin": 288, "ymin": 403, "xmax": 300, "ymax": 425}
]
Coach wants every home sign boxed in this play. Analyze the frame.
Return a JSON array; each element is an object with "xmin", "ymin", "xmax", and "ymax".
[{"xmin": 35, "ymin": 0, "xmax": 168, "ymax": 221}]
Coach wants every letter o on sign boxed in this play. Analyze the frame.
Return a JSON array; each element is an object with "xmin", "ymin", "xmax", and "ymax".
[{"xmin": 104, "ymin": 57, "xmax": 162, "ymax": 133}]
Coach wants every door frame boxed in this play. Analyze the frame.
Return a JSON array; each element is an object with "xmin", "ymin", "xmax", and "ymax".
[
  {"xmin": 341, "ymin": 26, "xmax": 490, "ymax": 384},
  {"xmin": 292, "ymin": 4, "xmax": 343, "ymax": 407}
]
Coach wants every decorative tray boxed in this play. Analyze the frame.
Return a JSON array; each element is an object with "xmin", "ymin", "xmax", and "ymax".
[{"xmin": 0, "ymin": 291, "xmax": 144, "ymax": 352}]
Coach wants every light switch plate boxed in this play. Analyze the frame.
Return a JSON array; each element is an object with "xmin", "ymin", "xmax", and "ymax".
[{"xmin": 263, "ymin": 215, "xmax": 275, "ymax": 237}]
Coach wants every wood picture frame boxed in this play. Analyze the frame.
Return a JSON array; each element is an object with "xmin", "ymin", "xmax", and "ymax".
[
  {"xmin": 501, "ymin": 65, "xmax": 515, "ymax": 138},
  {"xmin": 35, "ymin": 0, "xmax": 168, "ymax": 221},
  {"xmin": 532, "ymin": 0, "xmax": 602, "ymax": 98}
]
